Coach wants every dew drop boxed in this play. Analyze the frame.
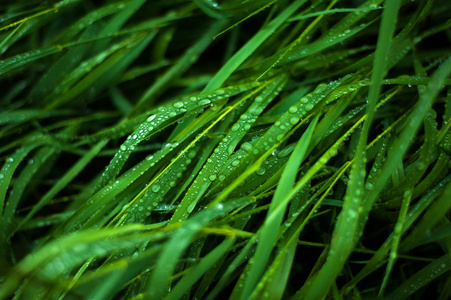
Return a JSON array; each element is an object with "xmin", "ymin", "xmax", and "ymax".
[
  {"xmin": 365, "ymin": 182, "xmax": 373, "ymax": 190},
  {"xmin": 187, "ymin": 201, "xmax": 196, "ymax": 213},
  {"xmin": 173, "ymin": 101, "xmax": 184, "ymax": 108},
  {"xmin": 256, "ymin": 167, "xmax": 266, "ymax": 175},
  {"xmin": 147, "ymin": 114, "xmax": 156, "ymax": 122},
  {"xmin": 289, "ymin": 117, "xmax": 299, "ymax": 125},
  {"xmin": 151, "ymin": 184, "xmax": 161, "ymax": 192},
  {"xmin": 241, "ymin": 142, "xmax": 252, "ymax": 151},
  {"xmin": 198, "ymin": 99, "xmax": 211, "ymax": 106},
  {"xmin": 289, "ymin": 106, "xmax": 298, "ymax": 113}
]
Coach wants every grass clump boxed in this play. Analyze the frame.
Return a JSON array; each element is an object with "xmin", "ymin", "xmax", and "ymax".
[{"xmin": 1, "ymin": 0, "xmax": 451, "ymax": 299}]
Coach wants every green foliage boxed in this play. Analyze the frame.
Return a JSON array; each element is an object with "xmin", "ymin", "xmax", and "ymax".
[{"xmin": 1, "ymin": 0, "xmax": 451, "ymax": 299}]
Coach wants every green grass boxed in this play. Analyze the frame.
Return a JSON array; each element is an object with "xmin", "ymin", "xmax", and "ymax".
[{"xmin": 1, "ymin": 0, "xmax": 451, "ymax": 299}]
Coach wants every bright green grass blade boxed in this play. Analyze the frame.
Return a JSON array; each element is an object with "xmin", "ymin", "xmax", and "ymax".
[
  {"xmin": 255, "ymin": 238, "xmax": 296, "ymax": 300},
  {"xmin": 379, "ymin": 187, "xmax": 413, "ymax": 296},
  {"xmin": 170, "ymin": 110, "xmax": 233, "ymax": 203},
  {"xmin": 170, "ymin": 75, "xmax": 287, "ymax": 223},
  {"xmin": 95, "ymin": 81, "xmax": 258, "ymax": 191},
  {"xmin": 118, "ymin": 145, "xmax": 200, "ymax": 225},
  {"xmin": 57, "ymin": 144, "xmax": 179, "ymax": 233},
  {"xmin": 210, "ymin": 77, "xmax": 345, "ymax": 203},
  {"xmin": 238, "ymin": 114, "xmax": 319, "ymax": 299},
  {"xmin": 302, "ymin": 1, "xmax": 402, "ymax": 297}
]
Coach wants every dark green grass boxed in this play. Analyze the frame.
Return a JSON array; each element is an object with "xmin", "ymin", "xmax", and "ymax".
[{"xmin": 1, "ymin": 0, "xmax": 451, "ymax": 299}]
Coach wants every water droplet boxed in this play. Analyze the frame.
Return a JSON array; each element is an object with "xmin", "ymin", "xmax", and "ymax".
[
  {"xmin": 256, "ymin": 167, "xmax": 266, "ymax": 175},
  {"xmin": 289, "ymin": 117, "xmax": 299, "ymax": 125},
  {"xmin": 151, "ymin": 184, "xmax": 161, "ymax": 192},
  {"xmin": 289, "ymin": 106, "xmax": 298, "ymax": 113},
  {"xmin": 147, "ymin": 114, "xmax": 156, "ymax": 122},
  {"xmin": 173, "ymin": 101, "xmax": 184, "ymax": 108},
  {"xmin": 198, "ymin": 99, "xmax": 211, "ymax": 106},
  {"xmin": 365, "ymin": 182, "xmax": 373, "ymax": 190},
  {"xmin": 209, "ymin": 174, "xmax": 217, "ymax": 181},
  {"xmin": 241, "ymin": 142, "xmax": 252, "ymax": 151},
  {"xmin": 187, "ymin": 201, "xmax": 196, "ymax": 213},
  {"xmin": 231, "ymin": 124, "xmax": 240, "ymax": 132}
]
